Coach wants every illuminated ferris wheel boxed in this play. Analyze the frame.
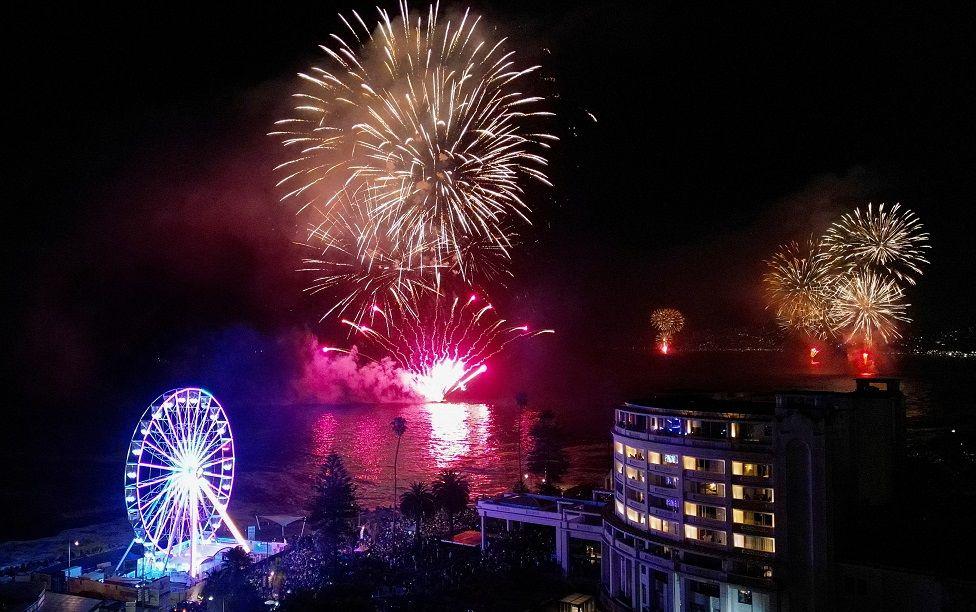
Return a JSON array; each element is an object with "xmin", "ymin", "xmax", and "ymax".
[{"xmin": 121, "ymin": 388, "xmax": 249, "ymax": 577}]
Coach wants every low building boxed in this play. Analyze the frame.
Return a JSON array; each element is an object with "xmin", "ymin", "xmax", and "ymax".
[
  {"xmin": 478, "ymin": 493, "xmax": 605, "ymax": 577},
  {"xmin": 67, "ymin": 575, "xmax": 169, "ymax": 608}
]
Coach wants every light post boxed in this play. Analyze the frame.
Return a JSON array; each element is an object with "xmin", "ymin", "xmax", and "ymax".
[{"xmin": 67, "ymin": 540, "xmax": 79, "ymax": 567}]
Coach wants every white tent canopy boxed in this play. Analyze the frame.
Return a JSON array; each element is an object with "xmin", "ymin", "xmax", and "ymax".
[
  {"xmin": 256, "ymin": 515, "xmax": 305, "ymax": 528},
  {"xmin": 255, "ymin": 515, "xmax": 306, "ymax": 541}
]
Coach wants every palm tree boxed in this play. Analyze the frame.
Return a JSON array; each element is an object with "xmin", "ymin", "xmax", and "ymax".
[
  {"xmin": 527, "ymin": 410, "xmax": 569, "ymax": 485},
  {"xmin": 515, "ymin": 392, "xmax": 528, "ymax": 488},
  {"xmin": 399, "ymin": 482, "xmax": 436, "ymax": 543},
  {"xmin": 391, "ymin": 417, "xmax": 407, "ymax": 511},
  {"xmin": 431, "ymin": 470, "xmax": 470, "ymax": 536}
]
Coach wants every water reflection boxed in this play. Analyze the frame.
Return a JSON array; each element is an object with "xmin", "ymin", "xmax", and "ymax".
[
  {"xmin": 295, "ymin": 401, "xmax": 553, "ymax": 508},
  {"xmin": 424, "ymin": 402, "xmax": 490, "ymax": 467}
]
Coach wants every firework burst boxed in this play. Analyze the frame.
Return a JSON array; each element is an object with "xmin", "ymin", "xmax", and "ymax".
[
  {"xmin": 299, "ymin": 184, "xmax": 509, "ymax": 323},
  {"xmin": 829, "ymin": 269, "xmax": 910, "ymax": 346},
  {"xmin": 763, "ymin": 237, "xmax": 836, "ymax": 339},
  {"xmin": 344, "ymin": 293, "xmax": 552, "ymax": 401},
  {"xmin": 271, "ymin": 1, "xmax": 555, "ymax": 282},
  {"xmin": 650, "ymin": 308, "xmax": 686, "ymax": 353},
  {"xmin": 823, "ymin": 202, "xmax": 930, "ymax": 285}
]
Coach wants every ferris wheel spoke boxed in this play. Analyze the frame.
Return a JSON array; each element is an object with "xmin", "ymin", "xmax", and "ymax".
[
  {"xmin": 158, "ymin": 492, "xmax": 185, "ymax": 547},
  {"xmin": 137, "ymin": 462, "xmax": 180, "ymax": 472},
  {"xmin": 193, "ymin": 425, "xmax": 226, "ymax": 457},
  {"xmin": 141, "ymin": 439, "xmax": 181, "ymax": 467},
  {"xmin": 149, "ymin": 418, "xmax": 182, "ymax": 457},
  {"xmin": 142, "ymin": 480, "xmax": 179, "ymax": 521},
  {"xmin": 186, "ymin": 424, "xmax": 216, "ymax": 459},
  {"xmin": 142, "ymin": 489, "xmax": 178, "ymax": 543},
  {"xmin": 196, "ymin": 443, "xmax": 230, "ymax": 467},
  {"xmin": 136, "ymin": 473, "xmax": 175, "ymax": 489},
  {"xmin": 164, "ymin": 400, "xmax": 189, "ymax": 456},
  {"xmin": 199, "ymin": 456, "xmax": 229, "ymax": 470},
  {"xmin": 197, "ymin": 478, "xmax": 228, "ymax": 507},
  {"xmin": 200, "ymin": 471, "xmax": 232, "ymax": 480},
  {"xmin": 138, "ymin": 480, "xmax": 176, "ymax": 510}
]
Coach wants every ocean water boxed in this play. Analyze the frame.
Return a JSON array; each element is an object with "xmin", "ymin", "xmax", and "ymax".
[{"xmin": 2, "ymin": 351, "xmax": 973, "ymax": 544}]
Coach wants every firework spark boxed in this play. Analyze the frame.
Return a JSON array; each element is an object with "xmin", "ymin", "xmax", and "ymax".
[
  {"xmin": 344, "ymin": 293, "xmax": 552, "ymax": 401},
  {"xmin": 829, "ymin": 269, "xmax": 910, "ymax": 346},
  {"xmin": 763, "ymin": 237, "xmax": 836, "ymax": 339},
  {"xmin": 650, "ymin": 308, "xmax": 686, "ymax": 353},
  {"xmin": 272, "ymin": 1, "xmax": 555, "ymax": 283},
  {"xmin": 300, "ymin": 185, "xmax": 436, "ymax": 322},
  {"xmin": 824, "ymin": 202, "xmax": 930, "ymax": 285}
]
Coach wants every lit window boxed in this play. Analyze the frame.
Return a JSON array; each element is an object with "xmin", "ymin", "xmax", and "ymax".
[
  {"xmin": 686, "ymin": 419, "xmax": 728, "ymax": 439},
  {"xmin": 615, "ymin": 500, "xmax": 625, "ymax": 518},
  {"xmin": 732, "ymin": 461, "xmax": 772, "ymax": 478},
  {"xmin": 615, "ymin": 460, "xmax": 623, "ymax": 474},
  {"xmin": 625, "ymin": 507, "xmax": 647, "ymax": 527},
  {"xmin": 685, "ymin": 502, "xmax": 726, "ymax": 521},
  {"xmin": 688, "ymin": 481, "xmax": 725, "ymax": 497},
  {"xmin": 663, "ymin": 453, "xmax": 679, "ymax": 465},
  {"xmin": 684, "ymin": 525, "xmax": 727, "ymax": 545},
  {"xmin": 648, "ymin": 451, "xmax": 661, "ymax": 465},
  {"xmin": 683, "ymin": 456, "xmax": 725, "ymax": 474},
  {"xmin": 650, "ymin": 416, "xmax": 683, "ymax": 435},
  {"xmin": 614, "ymin": 441, "xmax": 624, "ymax": 456},
  {"xmin": 732, "ymin": 485, "xmax": 774, "ymax": 502},
  {"xmin": 625, "ymin": 466, "xmax": 646, "ymax": 483},
  {"xmin": 733, "ymin": 533, "xmax": 776, "ymax": 553},
  {"xmin": 649, "ymin": 473, "xmax": 678, "ymax": 489},
  {"xmin": 625, "ymin": 445, "xmax": 645, "ymax": 461},
  {"xmin": 733, "ymin": 509, "xmax": 774, "ymax": 527}
]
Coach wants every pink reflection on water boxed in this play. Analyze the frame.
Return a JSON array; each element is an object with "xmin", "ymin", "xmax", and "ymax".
[
  {"xmin": 305, "ymin": 402, "xmax": 499, "ymax": 507},
  {"xmin": 424, "ymin": 402, "xmax": 491, "ymax": 468},
  {"xmin": 312, "ymin": 411, "xmax": 338, "ymax": 451}
]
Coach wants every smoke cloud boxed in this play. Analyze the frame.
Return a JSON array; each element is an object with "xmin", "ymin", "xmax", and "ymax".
[{"xmin": 293, "ymin": 333, "xmax": 421, "ymax": 404}]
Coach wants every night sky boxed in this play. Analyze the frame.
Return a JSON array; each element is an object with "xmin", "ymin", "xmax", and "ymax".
[{"xmin": 4, "ymin": 3, "xmax": 975, "ymax": 459}]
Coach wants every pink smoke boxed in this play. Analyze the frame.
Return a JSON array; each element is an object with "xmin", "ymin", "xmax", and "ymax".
[{"xmin": 294, "ymin": 334, "xmax": 421, "ymax": 403}]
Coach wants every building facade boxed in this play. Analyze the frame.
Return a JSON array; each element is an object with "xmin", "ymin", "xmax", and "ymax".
[
  {"xmin": 604, "ymin": 395, "xmax": 778, "ymax": 611},
  {"xmin": 477, "ymin": 378, "xmax": 912, "ymax": 611},
  {"xmin": 602, "ymin": 378, "xmax": 905, "ymax": 612}
]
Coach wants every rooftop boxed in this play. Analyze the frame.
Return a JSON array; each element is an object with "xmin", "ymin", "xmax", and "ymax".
[
  {"xmin": 625, "ymin": 379, "xmax": 903, "ymax": 417},
  {"xmin": 623, "ymin": 393, "xmax": 775, "ymax": 417},
  {"xmin": 478, "ymin": 493, "xmax": 606, "ymax": 515}
]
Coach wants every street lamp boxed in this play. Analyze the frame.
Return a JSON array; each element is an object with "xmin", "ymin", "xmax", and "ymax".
[{"xmin": 67, "ymin": 540, "xmax": 79, "ymax": 566}]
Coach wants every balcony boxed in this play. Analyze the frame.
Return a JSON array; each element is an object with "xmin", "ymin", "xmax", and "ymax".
[{"xmin": 685, "ymin": 480, "xmax": 725, "ymax": 497}]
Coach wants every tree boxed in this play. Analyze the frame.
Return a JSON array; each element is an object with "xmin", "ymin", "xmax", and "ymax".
[
  {"xmin": 527, "ymin": 410, "xmax": 569, "ymax": 486},
  {"xmin": 399, "ymin": 482, "xmax": 436, "ymax": 543},
  {"xmin": 308, "ymin": 452, "xmax": 360, "ymax": 554},
  {"xmin": 431, "ymin": 470, "xmax": 470, "ymax": 535},
  {"xmin": 391, "ymin": 417, "xmax": 407, "ymax": 511},
  {"xmin": 202, "ymin": 546, "xmax": 262, "ymax": 611}
]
